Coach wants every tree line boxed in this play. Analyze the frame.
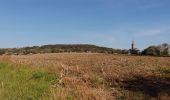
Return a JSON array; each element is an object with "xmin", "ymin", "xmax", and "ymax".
[
  {"xmin": 141, "ymin": 43, "xmax": 170, "ymax": 56},
  {"xmin": 0, "ymin": 44, "xmax": 123, "ymax": 55},
  {"xmin": 0, "ymin": 43, "xmax": 169, "ymax": 56}
]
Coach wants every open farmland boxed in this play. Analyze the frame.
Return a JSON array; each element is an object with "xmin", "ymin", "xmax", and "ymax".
[{"xmin": 0, "ymin": 53, "xmax": 170, "ymax": 100}]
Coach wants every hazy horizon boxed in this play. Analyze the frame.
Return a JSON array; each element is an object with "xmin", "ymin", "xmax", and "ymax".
[{"xmin": 0, "ymin": 0, "xmax": 170, "ymax": 49}]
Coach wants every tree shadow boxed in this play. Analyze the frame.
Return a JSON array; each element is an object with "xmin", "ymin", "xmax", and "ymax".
[{"xmin": 121, "ymin": 75, "xmax": 170, "ymax": 97}]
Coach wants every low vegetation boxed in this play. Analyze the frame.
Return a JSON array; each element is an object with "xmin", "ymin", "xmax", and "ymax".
[
  {"xmin": 0, "ymin": 62, "xmax": 57, "ymax": 100},
  {"xmin": 0, "ymin": 53, "xmax": 169, "ymax": 100}
]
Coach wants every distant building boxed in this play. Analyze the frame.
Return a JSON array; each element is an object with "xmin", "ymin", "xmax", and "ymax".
[
  {"xmin": 168, "ymin": 45, "xmax": 170, "ymax": 55},
  {"xmin": 129, "ymin": 40, "xmax": 140, "ymax": 55},
  {"xmin": 132, "ymin": 40, "xmax": 135, "ymax": 50}
]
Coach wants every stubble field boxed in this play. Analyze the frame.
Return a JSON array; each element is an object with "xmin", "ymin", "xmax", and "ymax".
[{"xmin": 0, "ymin": 53, "xmax": 170, "ymax": 100}]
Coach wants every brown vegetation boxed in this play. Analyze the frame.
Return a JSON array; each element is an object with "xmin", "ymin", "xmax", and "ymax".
[{"xmin": 0, "ymin": 53, "xmax": 170, "ymax": 100}]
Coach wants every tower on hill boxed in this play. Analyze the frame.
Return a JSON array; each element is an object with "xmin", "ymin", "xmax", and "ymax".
[
  {"xmin": 168, "ymin": 45, "xmax": 170, "ymax": 56},
  {"xmin": 129, "ymin": 40, "xmax": 140, "ymax": 55},
  {"xmin": 131, "ymin": 40, "xmax": 135, "ymax": 50}
]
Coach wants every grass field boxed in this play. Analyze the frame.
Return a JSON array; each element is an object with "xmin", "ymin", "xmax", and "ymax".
[
  {"xmin": 0, "ymin": 62, "xmax": 57, "ymax": 100},
  {"xmin": 0, "ymin": 53, "xmax": 170, "ymax": 100}
]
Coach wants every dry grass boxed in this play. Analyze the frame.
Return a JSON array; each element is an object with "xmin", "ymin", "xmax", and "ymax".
[{"xmin": 0, "ymin": 53, "xmax": 170, "ymax": 100}]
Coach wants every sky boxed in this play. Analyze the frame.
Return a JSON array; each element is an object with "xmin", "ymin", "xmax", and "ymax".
[{"xmin": 0, "ymin": 0, "xmax": 170, "ymax": 50}]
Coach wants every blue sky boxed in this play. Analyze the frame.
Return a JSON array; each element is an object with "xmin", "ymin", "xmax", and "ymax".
[{"xmin": 0, "ymin": 0, "xmax": 170, "ymax": 50}]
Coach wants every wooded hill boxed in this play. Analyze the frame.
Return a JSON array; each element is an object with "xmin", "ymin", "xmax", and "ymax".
[
  {"xmin": 0, "ymin": 44, "xmax": 124, "ymax": 55},
  {"xmin": 0, "ymin": 43, "xmax": 169, "ymax": 56}
]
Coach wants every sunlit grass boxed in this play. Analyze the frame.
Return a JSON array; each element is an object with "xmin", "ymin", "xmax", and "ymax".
[{"xmin": 0, "ymin": 63, "xmax": 57, "ymax": 100}]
